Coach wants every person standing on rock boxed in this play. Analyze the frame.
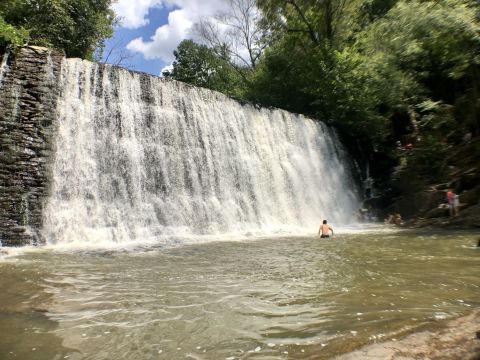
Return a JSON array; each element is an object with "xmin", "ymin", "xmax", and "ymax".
[
  {"xmin": 453, "ymin": 193, "xmax": 460, "ymax": 216},
  {"xmin": 446, "ymin": 188, "xmax": 455, "ymax": 216},
  {"xmin": 318, "ymin": 220, "xmax": 334, "ymax": 238}
]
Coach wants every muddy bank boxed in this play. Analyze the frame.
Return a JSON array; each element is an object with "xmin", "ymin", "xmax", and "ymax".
[{"xmin": 336, "ymin": 311, "xmax": 480, "ymax": 360}]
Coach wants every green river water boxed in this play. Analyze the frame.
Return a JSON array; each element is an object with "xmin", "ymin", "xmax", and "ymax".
[{"xmin": 0, "ymin": 229, "xmax": 479, "ymax": 359}]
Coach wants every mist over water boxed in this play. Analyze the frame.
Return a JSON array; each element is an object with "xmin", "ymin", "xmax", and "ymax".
[{"xmin": 42, "ymin": 59, "xmax": 358, "ymax": 245}]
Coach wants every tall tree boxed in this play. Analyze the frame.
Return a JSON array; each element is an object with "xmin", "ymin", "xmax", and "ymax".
[
  {"xmin": 360, "ymin": 0, "xmax": 480, "ymax": 134},
  {"xmin": 257, "ymin": 0, "xmax": 353, "ymax": 46},
  {"xmin": 0, "ymin": 0, "xmax": 115, "ymax": 59},
  {"xmin": 163, "ymin": 40, "xmax": 243, "ymax": 97},
  {"xmin": 193, "ymin": 0, "xmax": 268, "ymax": 74}
]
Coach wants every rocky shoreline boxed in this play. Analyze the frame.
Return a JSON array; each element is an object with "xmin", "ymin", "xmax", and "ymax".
[
  {"xmin": 405, "ymin": 203, "xmax": 480, "ymax": 230},
  {"xmin": 336, "ymin": 310, "xmax": 480, "ymax": 360},
  {"xmin": 364, "ymin": 136, "xmax": 480, "ymax": 230}
]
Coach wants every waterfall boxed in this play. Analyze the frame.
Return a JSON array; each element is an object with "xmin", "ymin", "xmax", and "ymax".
[
  {"xmin": 42, "ymin": 59, "xmax": 358, "ymax": 245},
  {"xmin": 0, "ymin": 52, "xmax": 9, "ymax": 90}
]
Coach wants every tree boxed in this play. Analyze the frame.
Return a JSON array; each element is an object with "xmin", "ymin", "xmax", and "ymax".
[
  {"xmin": 359, "ymin": 0, "xmax": 480, "ymax": 134},
  {"xmin": 95, "ymin": 36, "xmax": 138, "ymax": 70},
  {"xmin": 193, "ymin": 0, "xmax": 268, "ymax": 75},
  {"xmin": 0, "ymin": 0, "xmax": 115, "ymax": 59},
  {"xmin": 0, "ymin": 15, "xmax": 28, "ymax": 49},
  {"xmin": 356, "ymin": 0, "xmax": 399, "ymax": 26},
  {"xmin": 163, "ymin": 40, "xmax": 243, "ymax": 97},
  {"xmin": 247, "ymin": 1, "xmax": 397, "ymax": 140},
  {"xmin": 257, "ymin": 0, "xmax": 355, "ymax": 46}
]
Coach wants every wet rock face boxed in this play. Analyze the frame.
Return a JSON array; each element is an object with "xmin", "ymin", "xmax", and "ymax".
[{"xmin": 0, "ymin": 47, "xmax": 63, "ymax": 246}]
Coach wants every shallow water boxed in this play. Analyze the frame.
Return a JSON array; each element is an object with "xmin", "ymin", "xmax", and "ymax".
[{"xmin": 1, "ymin": 229, "xmax": 479, "ymax": 359}]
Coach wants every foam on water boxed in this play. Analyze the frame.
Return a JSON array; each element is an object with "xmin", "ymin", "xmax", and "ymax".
[{"xmin": 42, "ymin": 59, "xmax": 359, "ymax": 246}]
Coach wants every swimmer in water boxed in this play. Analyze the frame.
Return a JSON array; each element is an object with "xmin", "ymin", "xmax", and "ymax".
[{"xmin": 318, "ymin": 220, "xmax": 334, "ymax": 238}]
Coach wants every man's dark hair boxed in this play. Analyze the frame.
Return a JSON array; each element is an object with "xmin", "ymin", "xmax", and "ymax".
[{"xmin": 323, "ymin": 220, "xmax": 327, "ymax": 224}]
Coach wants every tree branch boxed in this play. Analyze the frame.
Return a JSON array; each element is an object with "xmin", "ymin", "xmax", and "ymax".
[{"xmin": 285, "ymin": 0, "xmax": 319, "ymax": 44}]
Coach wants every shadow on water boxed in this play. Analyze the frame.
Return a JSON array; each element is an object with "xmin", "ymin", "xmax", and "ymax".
[{"xmin": 0, "ymin": 261, "xmax": 79, "ymax": 360}]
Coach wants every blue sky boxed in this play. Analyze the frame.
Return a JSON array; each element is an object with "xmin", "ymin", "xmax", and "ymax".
[
  {"xmin": 102, "ymin": 7, "xmax": 172, "ymax": 75},
  {"xmin": 102, "ymin": 0, "xmax": 229, "ymax": 76}
]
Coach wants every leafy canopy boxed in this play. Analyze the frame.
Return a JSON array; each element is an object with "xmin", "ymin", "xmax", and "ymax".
[
  {"xmin": 0, "ymin": 0, "xmax": 115, "ymax": 59},
  {"xmin": 163, "ymin": 40, "xmax": 245, "ymax": 98}
]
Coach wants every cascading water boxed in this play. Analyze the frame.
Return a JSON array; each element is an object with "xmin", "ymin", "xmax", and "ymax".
[
  {"xmin": 0, "ymin": 52, "xmax": 9, "ymax": 89},
  {"xmin": 42, "ymin": 59, "xmax": 358, "ymax": 245}
]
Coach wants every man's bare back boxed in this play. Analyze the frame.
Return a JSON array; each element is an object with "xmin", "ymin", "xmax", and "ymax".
[{"xmin": 318, "ymin": 220, "xmax": 333, "ymax": 238}]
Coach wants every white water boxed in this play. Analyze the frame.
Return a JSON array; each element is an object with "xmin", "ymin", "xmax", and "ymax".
[
  {"xmin": 0, "ymin": 52, "xmax": 9, "ymax": 90},
  {"xmin": 42, "ymin": 59, "xmax": 358, "ymax": 246}
]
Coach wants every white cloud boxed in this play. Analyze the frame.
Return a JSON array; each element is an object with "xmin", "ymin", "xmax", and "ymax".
[
  {"xmin": 114, "ymin": 0, "xmax": 229, "ymax": 64},
  {"xmin": 160, "ymin": 64, "xmax": 174, "ymax": 76},
  {"xmin": 113, "ymin": 0, "xmax": 163, "ymax": 29},
  {"xmin": 127, "ymin": 9, "xmax": 192, "ymax": 62}
]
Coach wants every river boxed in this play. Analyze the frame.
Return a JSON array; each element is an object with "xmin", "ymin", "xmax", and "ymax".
[{"xmin": 1, "ymin": 228, "xmax": 478, "ymax": 359}]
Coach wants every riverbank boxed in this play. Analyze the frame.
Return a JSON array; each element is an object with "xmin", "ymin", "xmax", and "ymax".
[
  {"xmin": 390, "ymin": 137, "xmax": 480, "ymax": 229},
  {"xmin": 337, "ymin": 310, "xmax": 480, "ymax": 360},
  {"xmin": 404, "ymin": 203, "xmax": 480, "ymax": 229}
]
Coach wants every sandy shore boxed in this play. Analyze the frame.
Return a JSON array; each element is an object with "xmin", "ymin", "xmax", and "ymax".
[{"xmin": 336, "ymin": 310, "xmax": 480, "ymax": 360}]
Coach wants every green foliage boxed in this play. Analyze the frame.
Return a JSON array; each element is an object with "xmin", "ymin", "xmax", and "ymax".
[
  {"xmin": 163, "ymin": 40, "xmax": 245, "ymax": 98},
  {"xmin": 0, "ymin": 15, "xmax": 28, "ymax": 48},
  {"xmin": 355, "ymin": 0, "xmax": 480, "ymax": 185},
  {"xmin": 245, "ymin": 38, "xmax": 318, "ymax": 113},
  {"xmin": 0, "ymin": 0, "xmax": 115, "ymax": 59},
  {"xmin": 247, "ymin": 19, "xmax": 394, "ymax": 146},
  {"xmin": 362, "ymin": 0, "xmax": 480, "ymax": 81},
  {"xmin": 357, "ymin": 0, "xmax": 399, "ymax": 26},
  {"xmin": 400, "ymin": 101, "xmax": 456, "ymax": 182},
  {"xmin": 258, "ymin": 0, "xmax": 348, "ymax": 44},
  {"xmin": 407, "ymin": 135, "xmax": 448, "ymax": 182}
]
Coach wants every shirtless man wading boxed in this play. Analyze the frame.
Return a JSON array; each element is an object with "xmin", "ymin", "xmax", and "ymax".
[{"xmin": 318, "ymin": 220, "xmax": 334, "ymax": 238}]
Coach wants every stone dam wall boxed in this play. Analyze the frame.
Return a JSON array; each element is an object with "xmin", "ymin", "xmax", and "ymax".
[{"xmin": 0, "ymin": 47, "xmax": 63, "ymax": 246}]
